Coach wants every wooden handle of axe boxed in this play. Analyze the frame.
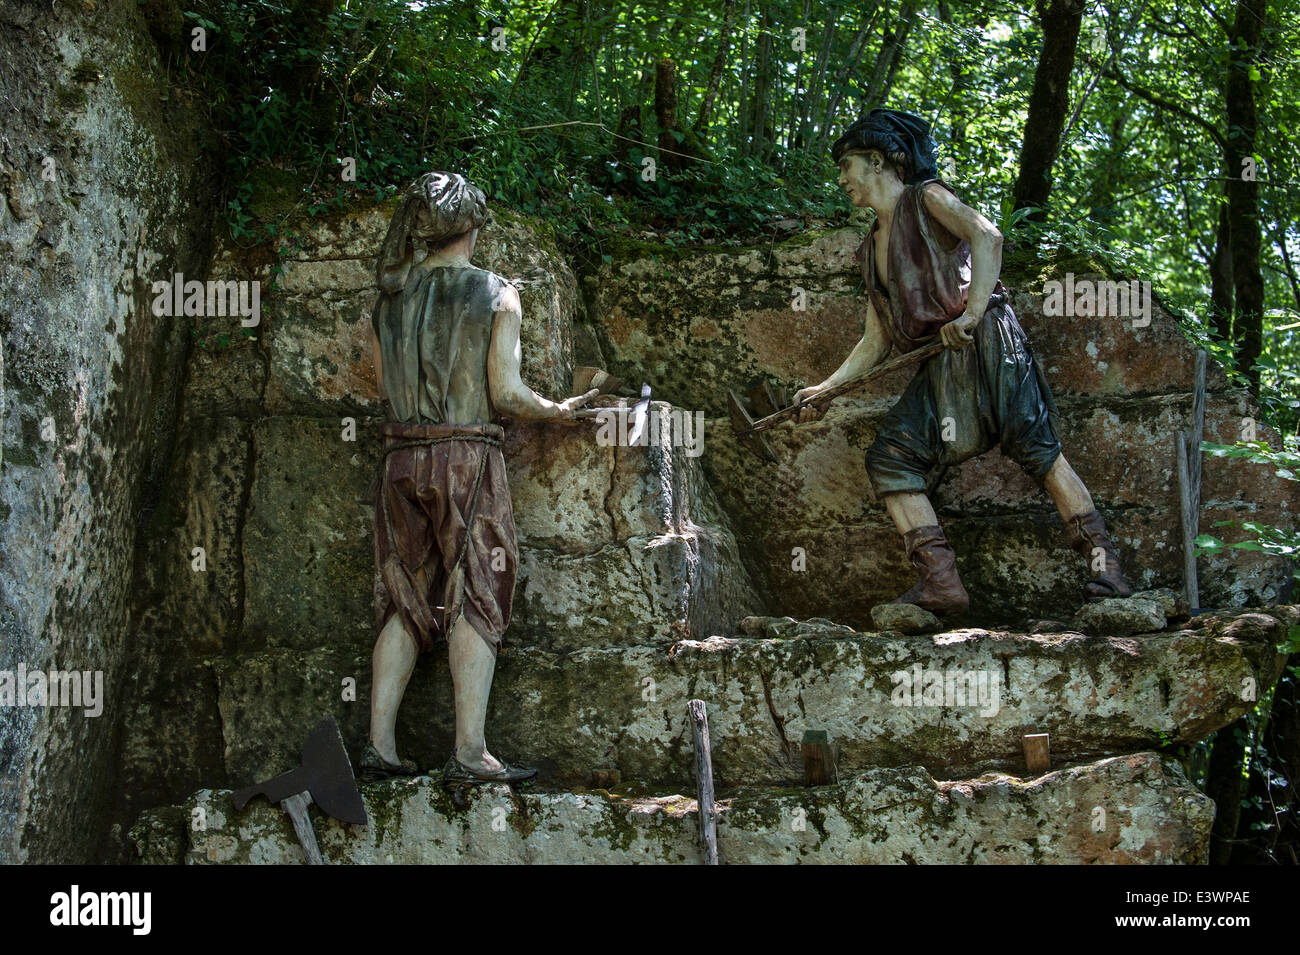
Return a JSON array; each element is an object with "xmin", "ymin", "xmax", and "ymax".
[{"xmin": 741, "ymin": 339, "xmax": 946, "ymax": 435}]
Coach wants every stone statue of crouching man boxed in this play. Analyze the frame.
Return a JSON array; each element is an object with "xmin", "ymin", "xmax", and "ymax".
[
  {"xmin": 360, "ymin": 172, "xmax": 597, "ymax": 784},
  {"xmin": 795, "ymin": 109, "xmax": 1134, "ymax": 614}
]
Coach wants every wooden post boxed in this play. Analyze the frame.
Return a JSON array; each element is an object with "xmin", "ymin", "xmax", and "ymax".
[
  {"xmin": 1186, "ymin": 349, "xmax": 1207, "ymax": 608},
  {"xmin": 687, "ymin": 699, "xmax": 719, "ymax": 865},
  {"xmin": 1176, "ymin": 432, "xmax": 1199, "ymax": 609},
  {"xmin": 1190, "ymin": 349, "xmax": 1207, "ymax": 497},
  {"xmin": 801, "ymin": 729, "xmax": 837, "ymax": 786},
  {"xmin": 1023, "ymin": 733, "xmax": 1051, "ymax": 774}
]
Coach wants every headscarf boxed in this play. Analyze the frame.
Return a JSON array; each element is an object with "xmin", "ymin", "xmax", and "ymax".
[
  {"xmin": 830, "ymin": 108, "xmax": 939, "ymax": 184},
  {"xmin": 376, "ymin": 172, "xmax": 488, "ymax": 283}
]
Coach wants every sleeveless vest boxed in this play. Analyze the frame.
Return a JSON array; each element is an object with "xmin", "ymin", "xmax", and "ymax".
[
  {"xmin": 856, "ymin": 178, "xmax": 1006, "ymax": 353},
  {"xmin": 371, "ymin": 265, "xmax": 507, "ymax": 425}
]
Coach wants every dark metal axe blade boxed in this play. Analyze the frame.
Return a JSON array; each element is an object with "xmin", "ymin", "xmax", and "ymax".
[{"xmin": 230, "ymin": 715, "xmax": 368, "ymax": 864}]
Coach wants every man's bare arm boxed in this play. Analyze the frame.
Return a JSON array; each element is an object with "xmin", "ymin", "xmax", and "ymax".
[
  {"xmin": 922, "ymin": 183, "xmax": 1002, "ymax": 346},
  {"xmin": 488, "ymin": 284, "xmax": 596, "ymax": 420},
  {"xmin": 792, "ymin": 298, "xmax": 889, "ymax": 421}
]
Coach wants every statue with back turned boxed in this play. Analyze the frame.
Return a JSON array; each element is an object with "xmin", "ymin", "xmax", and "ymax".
[{"xmin": 361, "ymin": 172, "xmax": 597, "ymax": 785}]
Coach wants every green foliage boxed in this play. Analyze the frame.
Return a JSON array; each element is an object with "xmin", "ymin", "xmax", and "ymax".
[{"xmin": 1195, "ymin": 440, "xmax": 1300, "ymax": 585}]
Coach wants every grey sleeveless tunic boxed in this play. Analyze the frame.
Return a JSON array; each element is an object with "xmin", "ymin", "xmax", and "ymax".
[{"xmin": 371, "ymin": 264, "xmax": 510, "ymax": 425}]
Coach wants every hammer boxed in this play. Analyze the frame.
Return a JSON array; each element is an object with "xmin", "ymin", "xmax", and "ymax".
[{"xmin": 231, "ymin": 716, "xmax": 368, "ymax": 865}]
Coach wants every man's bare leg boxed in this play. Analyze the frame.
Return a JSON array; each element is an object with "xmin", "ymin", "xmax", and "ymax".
[
  {"xmin": 1042, "ymin": 453, "xmax": 1094, "ymax": 521},
  {"xmin": 1042, "ymin": 453, "xmax": 1134, "ymax": 598},
  {"xmin": 883, "ymin": 491, "xmax": 937, "ymax": 534},
  {"xmin": 369, "ymin": 612, "xmax": 418, "ymax": 764},
  {"xmin": 448, "ymin": 615, "xmax": 503, "ymax": 774}
]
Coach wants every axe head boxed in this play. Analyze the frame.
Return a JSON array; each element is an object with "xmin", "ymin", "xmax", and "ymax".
[
  {"xmin": 230, "ymin": 716, "xmax": 368, "ymax": 827},
  {"xmin": 301, "ymin": 717, "xmax": 368, "ymax": 826},
  {"xmin": 727, "ymin": 389, "xmax": 776, "ymax": 462}
]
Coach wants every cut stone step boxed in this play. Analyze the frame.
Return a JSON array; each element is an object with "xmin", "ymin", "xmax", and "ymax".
[
  {"xmin": 212, "ymin": 607, "xmax": 1291, "ymax": 788},
  {"xmin": 137, "ymin": 752, "xmax": 1209, "ymax": 865}
]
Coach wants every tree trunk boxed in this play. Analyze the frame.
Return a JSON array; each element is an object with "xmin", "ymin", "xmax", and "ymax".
[
  {"xmin": 694, "ymin": 0, "xmax": 739, "ymax": 133},
  {"xmin": 816, "ymin": 12, "xmax": 877, "ymax": 154},
  {"xmin": 1273, "ymin": 227, "xmax": 1300, "ymax": 312},
  {"xmin": 1205, "ymin": 719, "xmax": 1248, "ymax": 865},
  {"xmin": 1011, "ymin": 0, "xmax": 1085, "ymax": 218},
  {"xmin": 1222, "ymin": 0, "xmax": 1266, "ymax": 391},
  {"xmin": 1231, "ymin": 666, "xmax": 1300, "ymax": 864},
  {"xmin": 656, "ymin": 57, "xmax": 683, "ymax": 173},
  {"xmin": 863, "ymin": 0, "xmax": 919, "ymax": 106},
  {"xmin": 871, "ymin": 0, "xmax": 918, "ymax": 105},
  {"xmin": 936, "ymin": 0, "xmax": 968, "ymax": 145},
  {"xmin": 797, "ymin": 18, "xmax": 837, "ymax": 153},
  {"xmin": 1210, "ymin": 200, "xmax": 1235, "ymax": 346}
]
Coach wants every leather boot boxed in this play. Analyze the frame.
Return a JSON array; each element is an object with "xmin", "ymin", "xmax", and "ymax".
[
  {"xmin": 889, "ymin": 524, "xmax": 970, "ymax": 615},
  {"xmin": 1066, "ymin": 509, "xmax": 1134, "ymax": 601}
]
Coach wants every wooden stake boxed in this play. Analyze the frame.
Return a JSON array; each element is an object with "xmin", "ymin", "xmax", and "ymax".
[
  {"xmin": 801, "ymin": 729, "xmax": 837, "ymax": 786},
  {"xmin": 1186, "ymin": 349, "xmax": 1207, "ymax": 608},
  {"xmin": 1190, "ymin": 349, "xmax": 1207, "ymax": 499},
  {"xmin": 1023, "ymin": 733, "xmax": 1051, "ymax": 774},
  {"xmin": 1176, "ymin": 432, "xmax": 1199, "ymax": 609},
  {"xmin": 687, "ymin": 699, "xmax": 719, "ymax": 865}
]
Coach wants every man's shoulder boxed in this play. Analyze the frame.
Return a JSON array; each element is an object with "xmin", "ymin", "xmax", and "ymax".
[
  {"xmin": 915, "ymin": 178, "xmax": 957, "ymax": 204},
  {"xmin": 464, "ymin": 267, "xmax": 515, "ymax": 294}
]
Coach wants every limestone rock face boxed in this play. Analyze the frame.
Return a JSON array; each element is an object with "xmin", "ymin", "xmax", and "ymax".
[
  {"xmin": 0, "ymin": 1, "xmax": 215, "ymax": 862},
  {"xmin": 506, "ymin": 402, "xmax": 760, "ymax": 652},
  {"xmin": 142, "ymin": 752, "xmax": 1210, "ymax": 865},
  {"xmin": 483, "ymin": 608, "xmax": 1289, "ymax": 786},
  {"xmin": 85, "ymin": 189, "xmax": 1295, "ymax": 865},
  {"xmin": 199, "ymin": 607, "xmax": 1289, "ymax": 790}
]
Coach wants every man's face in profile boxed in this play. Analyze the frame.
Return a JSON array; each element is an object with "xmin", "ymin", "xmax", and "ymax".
[{"xmin": 836, "ymin": 152, "xmax": 879, "ymax": 208}]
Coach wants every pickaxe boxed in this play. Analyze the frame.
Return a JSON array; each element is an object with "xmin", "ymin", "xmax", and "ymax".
[
  {"xmin": 729, "ymin": 339, "xmax": 946, "ymax": 461},
  {"xmin": 231, "ymin": 716, "xmax": 368, "ymax": 865}
]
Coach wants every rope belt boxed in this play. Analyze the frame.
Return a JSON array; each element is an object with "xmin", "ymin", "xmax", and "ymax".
[{"xmin": 382, "ymin": 433, "xmax": 502, "ymax": 457}]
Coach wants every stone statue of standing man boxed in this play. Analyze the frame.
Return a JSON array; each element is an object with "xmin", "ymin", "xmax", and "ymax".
[
  {"xmin": 796, "ymin": 109, "xmax": 1134, "ymax": 614},
  {"xmin": 361, "ymin": 172, "xmax": 596, "ymax": 784}
]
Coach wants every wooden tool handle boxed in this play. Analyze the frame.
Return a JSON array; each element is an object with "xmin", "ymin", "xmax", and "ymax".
[
  {"xmin": 743, "ymin": 338, "xmax": 946, "ymax": 435},
  {"xmin": 282, "ymin": 792, "xmax": 325, "ymax": 865}
]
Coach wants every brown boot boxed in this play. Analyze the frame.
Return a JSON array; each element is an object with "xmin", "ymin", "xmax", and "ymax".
[
  {"xmin": 890, "ymin": 525, "xmax": 970, "ymax": 615},
  {"xmin": 1066, "ymin": 509, "xmax": 1134, "ymax": 601}
]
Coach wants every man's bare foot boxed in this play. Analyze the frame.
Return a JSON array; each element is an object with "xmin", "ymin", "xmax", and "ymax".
[
  {"xmin": 359, "ymin": 743, "xmax": 419, "ymax": 782},
  {"xmin": 443, "ymin": 754, "xmax": 537, "ymax": 784},
  {"xmin": 455, "ymin": 747, "xmax": 503, "ymax": 775}
]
